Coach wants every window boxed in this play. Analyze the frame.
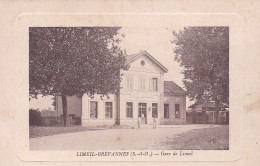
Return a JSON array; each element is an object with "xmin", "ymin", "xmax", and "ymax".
[
  {"xmin": 90, "ymin": 101, "xmax": 98, "ymax": 119},
  {"xmin": 105, "ymin": 102, "xmax": 113, "ymax": 119},
  {"xmin": 175, "ymin": 104, "xmax": 180, "ymax": 118},
  {"xmin": 140, "ymin": 76, "xmax": 146, "ymax": 90},
  {"xmin": 152, "ymin": 78, "xmax": 158, "ymax": 91},
  {"xmin": 164, "ymin": 104, "xmax": 169, "ymax": 118},
  {"xmin": 126, "ymin": 102, "xmax": 133, "ymax": 118},
  {"xmin": 152, "ymin": 103, "xmax": 158, "ymax": 117},
  {"xmin": 126, "ymin": 76, "xmax": 133, "ymax": 90}
]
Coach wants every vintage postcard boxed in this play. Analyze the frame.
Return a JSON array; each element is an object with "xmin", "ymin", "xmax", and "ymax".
[
  {"xmin": 1, "ymin": 0, "xmax": 259, "ymax": 165},
  {"xmin": 14, "ymin": 13, "xmax": 241, "ymax": 162}
]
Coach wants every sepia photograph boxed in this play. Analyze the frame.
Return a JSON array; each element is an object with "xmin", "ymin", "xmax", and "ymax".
[
  {"xmin": 2, "ymin": 0, "xmax": 260, "ymax": 165},
  {"xmin": 29, "ymin": 26, "xmax": 229, "ymax": 151}
]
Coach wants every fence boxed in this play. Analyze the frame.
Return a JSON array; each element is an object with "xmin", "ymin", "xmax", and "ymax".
[
  {"xmin": 186, "ymin": 111, "xmax": 229, "ymax": 124},
  {"xmin": 29, "ymin": 109, "xmax": 81, "ymax": 126},
  {"xmin": 41, "ymin": 116, "xmax": 72, "ymax": 126}
]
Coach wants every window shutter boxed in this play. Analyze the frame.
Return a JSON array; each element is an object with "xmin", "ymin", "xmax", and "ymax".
[
  {"xmin": 130, "ymin": 77, "xmax": 133, "ymax": 90},
  {"xmin": 157, "ymin": 77, "xmax": 160, "ymax": 91},
  {"xmin": 125, "ymin": 76, "xmax": 128, "ymax": 89},
  {"xmin": 149, "ymin": 77, "xmax": 152, "ymax": 91},
  {"xmin": 139, "ymin": 76, "xmax": 141, "ymax": 91}
]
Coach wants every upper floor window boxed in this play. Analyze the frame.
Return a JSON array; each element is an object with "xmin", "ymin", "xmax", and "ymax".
[
  {"xmin": 152, "ymin": 78, "xmax": 158, "ymax": 91},
  {"xmin": 140, "ymin": 76, "xmax": 146, "ymax": 90},
  {"xmin": 175, "ymin": 104, "xmax": 180, "ymax": 118},
  {"xmin": 126, "ymin": 76, "xmax": 133, "ymax": 90}
]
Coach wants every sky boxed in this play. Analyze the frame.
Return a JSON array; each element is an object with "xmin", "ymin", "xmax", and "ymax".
[{"xmin": 29, "ymin": 26, "xmax": 194, "ymax": 110}]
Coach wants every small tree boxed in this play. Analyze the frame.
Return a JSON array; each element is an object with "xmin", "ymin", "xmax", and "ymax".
[
  {"xmin": 172, "ymin": 27, "xmax": 229, "ymax": 123},
  {"xmin": 29, "ymin": 27, "xmax": 127, "ymax": 126}
]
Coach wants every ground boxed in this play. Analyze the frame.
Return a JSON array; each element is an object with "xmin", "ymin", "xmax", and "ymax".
[
  {"xmin": 30, "ymin": 124, "xmax": 228, "ymax": 150},
  {"xmin": 29, "ymin": 125, "xmax": 133, "ymax": 138},
  {"xmin": 160, "ymin": 125, "xmax": 229, "ymax": 150}
]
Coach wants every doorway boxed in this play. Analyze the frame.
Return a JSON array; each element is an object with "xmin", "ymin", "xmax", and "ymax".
[{"xmin": 138, "ymin": 103, "xmax": 147, "ymax": 124}]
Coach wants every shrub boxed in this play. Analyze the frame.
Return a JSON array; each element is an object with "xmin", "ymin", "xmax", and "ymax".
[{"xmin": 29, "ymin": 109, "xmax": 42, "ymax": 126}]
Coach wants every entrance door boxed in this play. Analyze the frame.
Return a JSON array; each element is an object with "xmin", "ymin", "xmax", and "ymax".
[{"xmin": 138, "ymin": 103, "xmax": 147, "ymax": 124}]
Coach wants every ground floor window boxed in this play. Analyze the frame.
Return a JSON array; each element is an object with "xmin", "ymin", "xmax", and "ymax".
[
  {"xmin": 152, "ymin": 103, "xmax": 158, "ymax": 117},
  {"xmin": 126, "ymin": 102, "xmax": 133, "ymax": 118},
  {"xmin": 138, "ymin": 103, "xmax": 147, "ymax": 117},
  {"xmin": 90, "ymin": 101, "xmax": 98, "ymax": 119},
  {"xmin": 175, "ymin": 104, "xmax": 180, "ymax": 118},
  {"xmin": 105, "ymin": 102, "xmax": 112, "ymax": 119},
  {"xmin": 164, "ymin": 104, "xmax": 169, "ymax": 118}
]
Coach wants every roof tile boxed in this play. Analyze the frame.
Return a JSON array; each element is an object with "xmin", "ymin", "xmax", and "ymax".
[{"xmin": 164, "ymin": 81, "xmax": 186, "ymax": 95}]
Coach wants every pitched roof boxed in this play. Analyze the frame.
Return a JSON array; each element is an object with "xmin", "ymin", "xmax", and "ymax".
[
  {"xmin": 125, "ymin": 53, "xmax": 140, "ymax": 62},
  {"xmin": 188, "ymin": 101, "xmax": 229, "ymax": 108},
  {"xmin": 125, "ymin": 51, "xmax": 168, "ymax": 73},
  {"xmin": 164, "ymin": 81, "xmax": 186, "ymax": 95}
]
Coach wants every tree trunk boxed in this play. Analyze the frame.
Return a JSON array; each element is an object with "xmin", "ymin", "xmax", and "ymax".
[
  {"xmin": 115, "ymin": 90, "xmax": 120, "ymax": 125},
  {"xmin": 61, "ymin": 94, "xmax": 68, "ymax": 126},
  {"xmin": 215, "ymin": 99, "xmax": 220, "ymax": 124}
]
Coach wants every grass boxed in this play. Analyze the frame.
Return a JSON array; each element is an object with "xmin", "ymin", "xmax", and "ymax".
[
  {"xmin": 161, "ymin": 125, "xmax": 229, "ymax": 150},
  {"xmin": 29, "ymin": 125, "xmax": 133, "ymax": 138}
]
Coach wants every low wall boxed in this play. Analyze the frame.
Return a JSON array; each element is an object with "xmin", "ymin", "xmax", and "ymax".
[{"xmin": 40, "ymin": 116, "xmax": 81, "ymax": 126}]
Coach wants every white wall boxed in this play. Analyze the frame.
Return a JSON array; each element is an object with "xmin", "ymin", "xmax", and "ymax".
[
  {"xmin": 80, "ymin": 53, "xmax": 186, "ymax": 126},
  {"xmin": 120, "ymin": 54, "xmax": 165, "ymax": 125},
  {"xmin": 81, "ymin": 94, "xmax": 117, "ymax": 126},
  {"xmin": 161, "ymin": 95, "xmax": 186, "ymax": 124}
]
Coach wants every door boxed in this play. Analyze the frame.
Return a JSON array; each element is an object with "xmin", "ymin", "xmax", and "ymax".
[{"xmin": 138, "ymin": 103, "xmax": 147, "ymax": 124}]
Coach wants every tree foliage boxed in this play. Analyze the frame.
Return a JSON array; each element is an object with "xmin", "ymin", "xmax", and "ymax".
[
  {"xmin": 29, "ymin": 27, "xmax": 127, "ymax": 125},
  {"xmin": 30, "ymin": 27, "xmax": 127, "ymax": 98},
  {"xmin": 172, "ymin": 27, "xmax": 229, "ymax": 122}
]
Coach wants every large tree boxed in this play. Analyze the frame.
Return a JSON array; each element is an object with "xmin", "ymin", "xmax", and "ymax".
[
  {"xmin": 172, "ymin": 27, "xmax": 229, "ymax": 123},
  {"xmin": 29, "ymin": 27, "xmax": 127, "ymax": 126}
]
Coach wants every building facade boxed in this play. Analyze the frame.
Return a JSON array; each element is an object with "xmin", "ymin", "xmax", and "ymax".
[
  {"xmin": 187, "ymin": 101, "xmax": 229, "ymax": 124},
  {"xmin": 56, "ymin": 51, "xmax": 186, "ymax": 126}
]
